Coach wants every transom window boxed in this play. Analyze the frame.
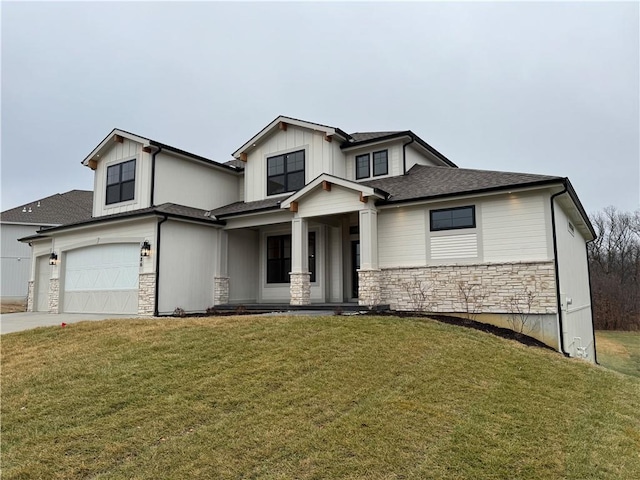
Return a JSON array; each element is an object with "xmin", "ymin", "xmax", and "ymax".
[
  {"xmin": 430, "ymin": 206, "xmax": 476, "ymax": 231},
  {"xmin": 106, "ymin": 159, "xmax": 136, "ymax": 205},
  {"xmin": 267, "ymin": 150, "xmax": 305, "ymax": 196},
  {"xmin": 355, "ymin": 150, "xmax": 388, "ymax": 179},
  {"xmin": 267, "ymin": 232, "xmax": 316, "ymax": 284}
]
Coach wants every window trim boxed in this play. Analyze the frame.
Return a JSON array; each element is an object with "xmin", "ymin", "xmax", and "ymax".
[
  {"xmin": 372, "ymin": 150, "xmax": 388, "ymax": 177},
  {"xmin": 355, "ymin": 153, "xmax": 370, "ymax": 180},
  {"xmin": 105, "ymin": 159, "xmax": 136, "ymax": 205},
  {"xmin": 265, "ymin": 231, "xmax": 317, "ymax": 284},
  {"xmin": 429, "ymin": 205, "xmax": 476, "ymax": 232},
  {"xmin": 266, "ymin": 149, "xmax": 305, "ymax": 196}
]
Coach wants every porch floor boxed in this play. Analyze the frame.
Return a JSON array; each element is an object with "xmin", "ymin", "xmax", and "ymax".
[{"xmin": 212, "ymin": 303, "xmax": 390, "ymax": 314}]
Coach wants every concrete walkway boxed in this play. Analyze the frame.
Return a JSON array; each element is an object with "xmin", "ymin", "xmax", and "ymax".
[{"xmin": 0, "ymin": 312, "xmax": 142, "ymax": 334}]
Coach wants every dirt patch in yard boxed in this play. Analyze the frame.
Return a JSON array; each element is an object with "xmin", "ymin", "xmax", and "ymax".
[{"xmin": 1, "ymin": 302, "xmax": 26, "ymax": 314}]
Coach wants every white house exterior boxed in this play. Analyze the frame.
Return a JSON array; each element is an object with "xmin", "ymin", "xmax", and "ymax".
[
  {"xmin": 22, "ymin": 116, "xmax": 597, "ymax": 361},
  {"xmin": 1, "ymin": 190, "xmax": 92, "ymax": 302}
]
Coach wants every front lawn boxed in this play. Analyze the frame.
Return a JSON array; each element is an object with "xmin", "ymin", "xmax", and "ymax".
[
  {"xmin": 596, "ymin": 330, "xmax": 640, "ymax": 378},
  {"xmin": 2, "ymin": 316, "xmax": 639, "ymax": 479}
]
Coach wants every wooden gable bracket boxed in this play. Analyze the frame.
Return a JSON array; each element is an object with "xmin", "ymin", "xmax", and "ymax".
[
  {"xmin": 360, "ymin": 192, "xmax": 368, "ymax": 203},
  {"xmin": 113, "ymin": 134, "xmax": 124, "ymax": 144},
  {"xmin": 239, "ymin": 152, "xmax": 248, "ymax": 162},
  {"xmin": 324, "ymin": 134, "xmax": 332, "ymax": 143},
  {"xmin": 279, "ymin": 121, "xmax": 288, "ymax": 131},
  {"xmin": 87, "ymin": 159, "xmax": 98, "ymax": 170},
  {"xmin": 322, "ymin": 180, "xmax": 332, "ymax": 192},
  {"xmin": 142, "ymin": 146, "xmax": 152, "ymax": 153},
  {"xmin": 290, "ymin": 201, "xmax": 298, "ymax": 213}
]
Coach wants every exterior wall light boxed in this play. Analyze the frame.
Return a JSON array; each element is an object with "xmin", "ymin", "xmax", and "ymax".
[
  {"xmin": 141, "ymin": 241, "xmax": 151, "ymax": 257},
  {"xmin": 49, "ymin": 252, "xmax": 58, "ymax": 265}
]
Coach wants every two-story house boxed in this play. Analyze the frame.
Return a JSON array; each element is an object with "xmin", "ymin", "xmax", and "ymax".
[{"xmin": 21, "ymin": 116, "xmax": 596, "ymax": 361}]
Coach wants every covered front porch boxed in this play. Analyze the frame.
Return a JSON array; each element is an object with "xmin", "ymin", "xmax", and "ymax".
[{"xmin": 214, "ymin": 175, "xmax": 387, "ymax": 307}]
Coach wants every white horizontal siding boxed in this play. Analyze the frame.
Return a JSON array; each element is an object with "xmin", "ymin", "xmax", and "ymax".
[
  {"xmin": 345, "ymin": 143, "xmax": 402, "ymax": 182},
  {"xmin": 431, "ymin": 233, "xmax": 478, "ymax": 259},
  {"xmin": 482, "ymin": 194, "xmax": 548, "ymax": 262},
  {"xmin": 298, "ymin": 186, "xmax": 364, "ymax": 218},
  {"xmin": 378, "ymin": 207, "xmax": 426, "ymax": 267}
]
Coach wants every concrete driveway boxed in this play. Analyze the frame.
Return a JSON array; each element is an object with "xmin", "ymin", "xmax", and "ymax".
[{"xmin": 0, "ymin": 312, "xmax": 143, "ymax": 334}]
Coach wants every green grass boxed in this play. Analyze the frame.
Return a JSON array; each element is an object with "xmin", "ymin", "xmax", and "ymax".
[
  {"xmin": 2, "ymin": 315, "xmax": 640, "ymax": 479},
  {"xmin": 596, "ymin": 330, "xmax": 640, "ymax": 378}
]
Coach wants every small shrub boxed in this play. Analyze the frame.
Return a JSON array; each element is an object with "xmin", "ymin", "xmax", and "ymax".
[
  {"xmin": 173, "ymin": 307, "xmax": 186, "ymax": 318},
  {"xmin": 206, "ymin": 306, "xmax": 219, "ymax": 316},
  {"xmin": 334, "ymin": 306, "xmax": 343, "ymax": 316},
  {"xmin": 235, "ymin": 305, "xmax": 247, "ymax": 315}
]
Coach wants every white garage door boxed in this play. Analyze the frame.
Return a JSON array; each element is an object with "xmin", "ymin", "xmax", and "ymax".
[
  {"xmin": 35, "ymin": 255, "xmax": 50, "ymax": 312},
  {"xmin": 63, "ymin": 244, "xmax": 139, "ymax": 314}
]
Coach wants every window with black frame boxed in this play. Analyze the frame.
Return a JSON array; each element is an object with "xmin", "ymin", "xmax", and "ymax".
[
  {"xmin": 430, "ymin": 206, "xmax": 476, "ymax": 231},
  {"xmin": 266, "ymin": 232, "xmax": 316, "ymax": 283},
  {"xmin": 267, "ymin": 150, "xmax": 305, "ymax": 195},
  {"xmin": 372, "ymin": 150, "xmax": 388, "ymax": 176},
  {"xmin": 106, "ymin": 159, "xmax": 136, "ymax": 205},
  {"xmin": 356, "ymin": 154, "xmax": 370, "ymax": 179}
]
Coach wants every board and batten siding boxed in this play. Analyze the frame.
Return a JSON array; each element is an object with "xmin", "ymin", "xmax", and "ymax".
[
  {"xmin": 378, "ymin": 207, "xmax": 426, "ymax": 268},
  {"xmin": 157, "ymin": 220, "xmax": 220, "ymax": 314},
  {"xmin": 93, "ymin": 139, "xmax": 151, "ymax": 217},
  {"xmin": 482, "ymin": 193, "xmax": 550, "ymax": 263},
  {"xmin": 554, "ymin": 201, "xmax": 595, "ymax": 359},
  {"xmin": 154, "ymin": 153, "xmax": 239, "ymax": 210},
  {"xmin": 243, "ymin": 125, "xmax": 344, "ymax": 202}
]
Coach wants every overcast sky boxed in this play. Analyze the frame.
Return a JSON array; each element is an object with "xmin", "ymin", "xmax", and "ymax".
[{"xmin": 2, "ymin": 1, "xmax": 638, "ymax": 215}]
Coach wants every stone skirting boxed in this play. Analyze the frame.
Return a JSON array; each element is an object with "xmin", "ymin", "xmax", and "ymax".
[
  {"xmin": 138, "ymin": 273, "xmax": 156, "ymax": 316},
  {"xmin": 358, "ymin": 269, "xmax": 382, "ymax": 308},
  {"xmin": 214, "ymin": 277, "xmax": 230, "ymax": 305},
  {"xmin": 48, "ymin": 278, "xmax": 60, "ymax": 313},
  {"xmin": 27, "ymin": 281, "xmax": 35, "ymax": 312},
  {"xmin": 380, "ymin": 261, "xmax": 557, "ymax": 314},
  {"xmin": 290, "ymin": 272, "xmax": 311, "ymax": 305}
]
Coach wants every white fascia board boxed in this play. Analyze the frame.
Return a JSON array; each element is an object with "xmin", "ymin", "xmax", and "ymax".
[
  {"xmin": 82, "ymin": 129, "xmax": 151, "ymax": 166},
  {"xmin": 341, "ymin": 135, "xmax": 410, "ymax": 152},
  {"xmin": 232, "ymin": 116, "xmax": 338, "ymax": 159},
  {"xmin": 280, "ymin": 174, "xmax": 383, "ymax": 209},
  {"xmin": 0, "ymin": 221, "xmax": 60, "ymax": 227}
]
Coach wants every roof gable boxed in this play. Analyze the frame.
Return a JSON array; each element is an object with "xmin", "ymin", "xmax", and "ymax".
[{"xmin": 82, "ymin": 129, "xmax": 150, "ymax": 167}]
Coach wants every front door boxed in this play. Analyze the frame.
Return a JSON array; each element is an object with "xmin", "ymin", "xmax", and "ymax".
[{"xmin": 351, "ymin": 240, "xmax": 360, "ymax": 299}]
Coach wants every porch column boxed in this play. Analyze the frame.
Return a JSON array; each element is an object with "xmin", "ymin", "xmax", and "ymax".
[
  {"xmin": 290, "ymin": 214, "xmax": 311, "ymax": 305},
  {"xmin": 214, "ymin": 229, "xmax": 230, "ymax": 305},
  {"xmin": 358, "ymin": 205, "xmax": 382, "ymax": 308}
]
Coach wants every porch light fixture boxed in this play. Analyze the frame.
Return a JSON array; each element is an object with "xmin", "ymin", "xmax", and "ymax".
[
  {"xmin": 140, "ymin": 241, "xmax": 151, "ymax": 257},
  {"xmin": 49, "ymin": 252, "xmax": 58, "ymax": 265}
]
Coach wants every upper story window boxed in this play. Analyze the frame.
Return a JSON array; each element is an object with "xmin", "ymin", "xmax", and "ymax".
[
  {"xmin": 355, "ymin": 150, "xmax": 388, "ymax": 179},
  {"xmin": 267, "ymin": 150, "xmax": 305, "ymax": 196},
  {"xmin": 430, "ymin": 206, "xmax": 476, "ymax": 231},
  {"xmin": 106, "ymin": 159, "xmax": 136, "ymax": 205}
]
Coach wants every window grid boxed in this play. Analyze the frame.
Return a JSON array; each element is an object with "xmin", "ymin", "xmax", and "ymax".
[
  {"xmin": 267, "ymin": 150, "xmax": 305, "ymax": 196},
  {"xmin": 106, "ymin": 159, "xmax": 136, "ymax": 205},
  {"xmin": 430, "ymin": 206, "xmax": 476, "ymax": 231},
  {"xmin": 266, "ymin": 232, "xmax": 316, "ymax": 284}
]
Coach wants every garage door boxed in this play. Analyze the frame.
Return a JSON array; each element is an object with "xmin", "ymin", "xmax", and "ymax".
[
  {"xmin": 63, "ymin": 244, "xmax": 139, "ymax": 314},
  {"xmin": 35, "ymin": 255, "xmax": 50, "ymax": 312}
]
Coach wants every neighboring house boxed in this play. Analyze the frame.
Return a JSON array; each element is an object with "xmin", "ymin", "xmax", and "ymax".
[
  {"xmin": 1, "ymin": 190, "xmax": 92, "ymax": 302},
  {"xmin": 21, "ymin": 116, "xmax": 597, "ymax": 361}
]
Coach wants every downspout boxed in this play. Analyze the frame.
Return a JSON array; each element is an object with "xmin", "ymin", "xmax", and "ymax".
[
  {"xmin": 150, "ymin": 146, "xmax": 162, "ymax": 207},
  {"xmin": 154, "ymin": 214, "xmax": 169, "ymax": 316},
  {"xmin": 585, "ymin": 239, "xmax": 598, "ymax": 364},
  {"xmin": 550, "ymin": 182, "xmax": 569, "ymax": 356},
  {"xmin": 402, "ymin": 135, "xmax": 415, "ymax": 175}
]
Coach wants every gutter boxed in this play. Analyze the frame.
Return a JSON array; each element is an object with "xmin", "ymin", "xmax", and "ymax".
[
  {"xmin": 550, "ymin": 182, "xmax": 569, "ymax": 356},
  {"xmin": 150, "ymin": 145, "xmax": 162, "ymax": 207},
  {"xmin": 402, "ymin": 136, "xmax": 415, "ymax": 175},
  {"xmin": 154, "ymin": 214, "xmax": 169, "ymax": 316}
]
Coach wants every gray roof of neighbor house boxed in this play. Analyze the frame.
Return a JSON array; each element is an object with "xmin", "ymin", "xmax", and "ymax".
[
  {"xmin": 1, "ymin": 190, "xmax": 93, "ymax": 225},
  {"xmin": 363, "ymin": 165, "xmax": 562, "ymax": 204}
]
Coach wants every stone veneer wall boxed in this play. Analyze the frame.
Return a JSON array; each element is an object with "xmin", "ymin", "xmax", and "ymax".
[
  {"xmin": 48, "ymin": 278, "xmax": 60, "ymax": 313},
  {"xmin": 214, "ymin": 277, "xmax": 230, "ymax": 305},
  {"xmin": 290, "ymin": 272, "xmax": 311, "ymax": 305},
  {"xmin": 138, "ymin": 273, "xmax": 156, "ymax": 316},
  {"xmin": 26, "ymin": 281, "xmax": 35, "ymax": 312},
  {"xmin": 358, "ymin": 270, "xmax": 382, "ymax": 307},
  {"xmin": 380, "ymin": 261, "xmax": 557, "ymax": 314}
]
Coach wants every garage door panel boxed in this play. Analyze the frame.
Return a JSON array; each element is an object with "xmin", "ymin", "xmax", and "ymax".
[{"xmin": 63, "ymin": 244, "xmax": 139, "ymax": 314}]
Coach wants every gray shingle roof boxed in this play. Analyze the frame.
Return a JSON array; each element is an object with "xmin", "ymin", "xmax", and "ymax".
[
  {"xmin": 212, "ymin": 198, "xmax": 282, "ymax": 218},
  {"xmin": 363, "ymin": 165, "xmax": 562, "ymax": 203},
  {"xmin": 1, "ymin": 190, "xmax": 93, "ymax": 225},
  {"xmin": 348, "ymin": 131, "xmax": 402, "ymax": 142}
]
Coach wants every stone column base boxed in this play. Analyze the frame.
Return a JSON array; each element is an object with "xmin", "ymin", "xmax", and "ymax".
[
  {"xmin": 27, "ymin": 281, "xmax": 35, "ymax": 312},
  {"xmin": 138, "ymin": 273, "xmax": 156, "ymax": 316},
  {"xmin": 48, "ymin": 278, "xmax": 60, "ymax": 313},
  {"xmin": 358, "ymin": 269, "xmax": 382, "ymax": 308},
  {"xmin": 214, "ymin": 277, "xmax": 230, "ymax": 305},
  {"xmin": 290, "ymin": 272, "xmax": 311, "ymax": 305}
]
